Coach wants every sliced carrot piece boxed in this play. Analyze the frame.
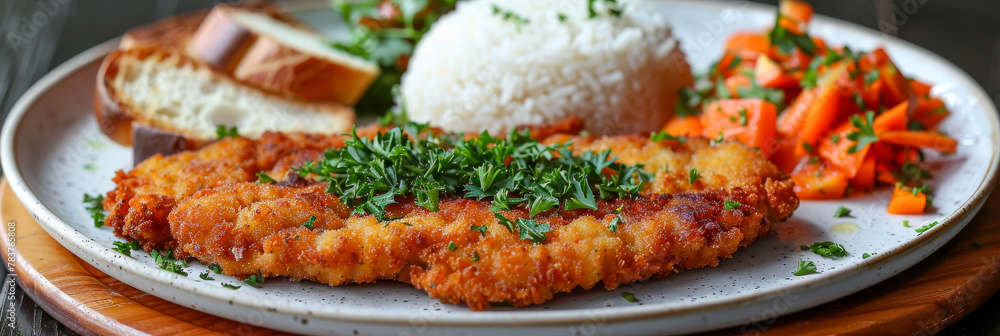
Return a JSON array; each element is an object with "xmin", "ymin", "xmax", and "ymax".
[
  {"xmin": 777, "ymin": 16, "xmax": 804, "ymax": 35},
  {"xmin": 755, "ymin": 55, "xmax": 797, "ymax": 88},
  {"xmin": 851, "ymin": 156, "xmax": 877, "ymax": 191},
  {"xmin": 887, "ymin": 185, "xmax": 927, "ymax": 214},
  {"xmin": 910, "ymin": 80, "xmax": 932, "ymax": 97},
  {"xmin": 880, "ymin": 63, "xmax": 910, "ymax": 107},
  {"xmin": 777, "ymin": 87, "xmax": 817, "ymax": 138},
  {"xmin": 796, "ymin": 84, "xmax": 842, "ymax": 156},
  {"xmin": 861, "ymin": 79, "xmax": 883, "ymax": 110},
  {"xmin": 663, "ymin": 115, "xmax": 703, "ymax": 137},
  {"xmin": 780, "ymin": 0, "xmax": 814, "ymax": 25},
  {"xmin": 880, "ymin": 130, "xmax": 958, "ymax": 153},
  {"xmin": 817, "ymin": 122, "xmax": 870, "ymax": 178},
  {"xmin": 724, "ymin": 75, "xmax": 753, "ymax": 98},
  {"xmin": 913, "ymin": 97, "xmax": 949, "ymax": 129},
  {"xmin": 872, "ymin": 101, "xmax": 909, "ymax": 134},
  {"xmin": 726, "ymin": 33, "xmax": 773, "ymax": 60},
  {"xmin": 791, "ymin": 163, "xmax": 849, "ymax": 200},
  {"xmin": 768, "ymin": 138, "xmax": 802, "ymax": 173},
  {"xmin": 701, "ymin": 98, "xmax": 779, "ymax": 157},
  {"xmin": 876, "ymin": 162, "xmax": 897, "ymax": 184},
  {"xmin": 859, "ymin": 48, "xmax": 890, "ymax": 72},
  {"xmin": 894, "ymin": 146, "xmax": 921, "ymax": 165}
]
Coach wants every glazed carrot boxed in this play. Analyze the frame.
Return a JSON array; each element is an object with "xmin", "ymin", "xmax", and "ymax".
[
  {"xmin": 796, "ymin": 84, "xmax": 841, "ymax": 156},
  {"xmin": 755, "ymin": 55, "xmax": 797, "ymax": 88},
  {"xmin": 851, "ymin": 156, "xmax": 877, "ymax": 191},
  {"xmin": 880, "ymin": 131, "xmax": 958, "ymax": 153},
  {"xmin": 777, "ymin": 16, "xmax": 804, "ymax": 35},
  {"xmin": 663, "ymin": 115, "xmax": 703, "ymax": 137},
  {"xmin": 714, "ymin": 52, "xmax": 738, "ymax": 77},
  {"xmin": 910, "ymin": 80, "xmax": 932, "ymax": 97},
  {"xmin": 872, "ymin": 101, "xmax": 908, "ymax": 134},
  {"xmin": 887, "ymin": 185, "xmax": 927, "ymax": 214},
  {"xmin": 701, "ymin": 98, "xmax": 779, "ymax": 157},
  {"xmin": 818, "ymin": 122, "xmax": 870, "ymax": 178},
  {"xmin": 894, "ymin": 147, "xmax": 920, "ymax": 165},
  {"xmin": 777, "ymin": 87, "xmax": 816, "ymax": 138},
  {"xmin": 780, "ymin": 0, "xmax": 814, "ymax": 25},
  {"xmin": 880, "ymin": 63, "xmax": 910, "ymax": 107},
  {"xmin": 859, "ymin": 48, "xmax": 890, "ymax": 72},
  {"xmin": 876, "ymin": 163, "xmax": 897, "ymax": 184},
  {"xmin": 791, "ymin": 163, "xmax": 849, "ymax": 200},
  {"xmin": 913, "ymin": 97, "xmax": 949, "ymax": 129},
  {"xmin": 861, "ymin": 79, "xmax": 883, "ymax": 110},
  {"xmin": 724, "ymin": 75, "xmax": 753, "ymax": 97},
  {"xmin": 768, "ymin": 138, "xmax": 803, "ymax": 173},
  {"xmin": 726, "ymin": 33, "xmax": 773, "ymax": 60}
]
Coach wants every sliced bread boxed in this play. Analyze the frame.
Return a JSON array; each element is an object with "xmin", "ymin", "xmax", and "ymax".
[
  {"xmin": 94, "ymin": 47, "xmax": 355, "ymax": 147},
  {"xmin": 186, "ymin": 5, "xmax": 380, "ymax": 105}
]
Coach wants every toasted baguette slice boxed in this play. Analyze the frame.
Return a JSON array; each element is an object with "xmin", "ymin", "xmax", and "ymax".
[
  {"xmin": 95, "ymin": 48, "xmax": 355, "ymax": 147},
  {"xmin": 187, "ymin": 5, "xmax": 380, "ymax": 105}
]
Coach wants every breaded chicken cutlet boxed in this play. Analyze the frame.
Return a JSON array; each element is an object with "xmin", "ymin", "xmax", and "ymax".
[{"xmin": 103, "ymin": 121, "xmax": 798, "ymax": 310}]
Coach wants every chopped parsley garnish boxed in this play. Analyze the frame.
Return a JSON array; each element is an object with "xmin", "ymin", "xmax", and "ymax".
[
  {"xmin": 492, "ymin": 5, "xmax": 530, "ymax": 32},
  {"xmin": 301, "ymin": 216, "xmax": 317, "ymax": 229},
  {"xmin": 915, "ymin": 221, "xmax": 938, "ymax": 234},
  {"xmin": 621, "ymin": 292, "xmax": 639, "ymax": 303},
  {"xmin": 801, "ymin": 141, "xmax": 814, "ymax": 154},
  {"xmin": 736, "ymin": 77, "xmax": 785, "ymax": 110},
  {"xmin": 447, "ymin": 241, "xmax": 457, "ymax": 251},
  {"xmin": 221, "ymin": 283, "xmax": 241, "ymax": 290},
  {"xmin": 199, "ymin": 272, "xmax": 215, "ymax": 281},
  {"xmin": 516, "ymin": 219, "xmax": 551, "ymax": 244},
  {"xmin": 724, "ymin": 200, "xmax": 742, "ymax": 210},
  {"xmin": 151, "ymin": 248, "xmax": 187, "ymax": 276},
  {"xmin": 609, "ymin": 207, "xmax": 625, "ymax": 233},
  {"xmin": 737, "ymin": 108, "xmax": 748, "ymax": 126},
  {"xmin": 557, "ymin": 13, "xmax": 567, "ymax": 22},
  {"xmin": 244, "ymin": 274, "xmax": 265, "ymax": 288},
  {"xmin": 833, "ymin": 206, "xmax": 852, "ymax": 218},
  {"xmin": 903, "ymin": 220, "xmax": 910, "ymax": 227},
  {"xmin": 588, "ymin": 0, "xmax": 624, "ymax": 18},
  {"xmin": 256, "ymin": 172, "xmax": 276, "ymax": 184},
  {"xmin": 768, "ymin": 14, "xmax": 816, "ymax": 55},
  {"xmin": 470, "ymin": 251, "xmax": 481, "ymax": 262},
  {"xmin": 862, "ymin": 253, "xmax": 874, "ymax": 259},
  {"xmin": 793, "ymin": 260, "xmax": 818, "ymax": 276},
  {"xmin": 471, "ymin": 224, "xmax": 489, "ymax": 237},
  {"xmin": 805, "ymin": 241, "xmax": 848, "ymax": 259},
  {"xmin": 689, "ymin": 168, "xmax": 701, "ymax": 184},
  {"xmin": 846, "ymin": 111, "xmax": 879, "ymax": 154},
  {"xmin": 83, "ymin": 193, "xmax": 107, "ymax": 228},
  {"xmin": 650, "ymin": 131, "xmax": 686, "ymax": 143},
  {"xmin": 112, "ymin": 241, "xmax": 140, "ymax": 257},
  {"xmin": 295, "ymin": 123, "xmax": 653, "ymax": 245},
  {"xmin": 216, "ymin": 125, "xmax": 239, "ymax": 139},
  {"xmin": 830, "ymin": 134, "xmax": 841, "ymax": 144},
  {"xmin": 864, "ymin": 69, "xmax": 881, "ymax": 86},
  {"xmin": 209, "ymin": 264, "xmax": 223, "ymax": 274}
]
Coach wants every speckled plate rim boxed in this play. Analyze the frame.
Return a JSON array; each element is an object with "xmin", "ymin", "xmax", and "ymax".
[{"xmin": 1, "ymin": 0, "xmax": 998, "ymax": 329}]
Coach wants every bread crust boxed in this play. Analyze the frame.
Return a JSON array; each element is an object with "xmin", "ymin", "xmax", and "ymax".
[{"xmin": 234, "ymin": 35, "xmax": 379, "ymax": 105}]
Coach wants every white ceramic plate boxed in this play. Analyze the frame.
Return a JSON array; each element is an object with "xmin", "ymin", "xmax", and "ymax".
[{"xmin": 2, "ymin": 1, "xmax": 998, "ymax": 335}]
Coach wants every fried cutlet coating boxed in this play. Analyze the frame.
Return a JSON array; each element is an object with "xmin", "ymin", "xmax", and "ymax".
[{"xmin": 165, "ymin": 140, "xmax": 797, "ymax": 310}]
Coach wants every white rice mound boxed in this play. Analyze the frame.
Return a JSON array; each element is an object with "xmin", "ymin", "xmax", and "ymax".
[{"xmin": 400, "ymin": 0, "xmax": 692, "ymax": 135}]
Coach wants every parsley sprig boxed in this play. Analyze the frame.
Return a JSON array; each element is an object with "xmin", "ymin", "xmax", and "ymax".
[
  {"xmin": 83, "ymin": 193, "xmax": 107, "ymax": 228},
  {"xmin": 767, "ymin": 14, "xmax": 816, "ymax": 55},
  {"xmin": 295, "ymin": 124, "xmax": 654, "ymax": 245},
  {"xmin": 112, "ymin": 241, "xmax": 140, "ymax": 257},
  {"xmin": 846, "ymin": 111, "xmax": 879, "ymax": 154},
  {"xmin": 802, "ymin": 241, "xmax": 848, "ymax": 259},
  {"xmin": 150, "ymin": 248, "xmax": 187, "ymax": 276}
]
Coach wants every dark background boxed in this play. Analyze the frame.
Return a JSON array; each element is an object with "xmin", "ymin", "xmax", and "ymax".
[{"xmin": 1, "ymin": 0, "xmax": 999, "ymax": 335}]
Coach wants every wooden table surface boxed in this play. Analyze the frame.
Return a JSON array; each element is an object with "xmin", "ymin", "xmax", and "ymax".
[{"xmin": 1, "ymin": 178, "xmax": 999, "ymax": 335}]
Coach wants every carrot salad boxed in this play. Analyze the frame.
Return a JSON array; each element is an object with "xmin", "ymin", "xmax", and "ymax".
[{"xmin": 662, "ymin": 0, "xmax": 955, "ymax": 214}]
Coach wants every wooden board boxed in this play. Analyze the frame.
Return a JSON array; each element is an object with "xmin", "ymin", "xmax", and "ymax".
[{"xmin": 1, "ymin": 177, "xmax": 998, "ymax": 336}]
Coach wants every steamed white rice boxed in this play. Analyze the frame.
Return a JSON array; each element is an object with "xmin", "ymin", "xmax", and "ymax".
[{"xmin": 400, "ymin": 0, "xmax": 692, "ymax": 135}]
